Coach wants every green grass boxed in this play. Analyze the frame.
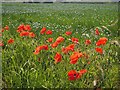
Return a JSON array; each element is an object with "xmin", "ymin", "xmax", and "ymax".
[{"xmin": 2, "ymin": 2, "xmax": 119, "ymax": 88}]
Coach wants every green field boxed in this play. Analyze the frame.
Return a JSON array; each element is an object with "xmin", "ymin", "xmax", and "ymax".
[{"xmin": 1, "ymin": 3, "xmax": 119, "ymax": 88}]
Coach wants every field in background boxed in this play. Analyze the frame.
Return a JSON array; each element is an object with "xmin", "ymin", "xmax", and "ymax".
[{"xmin": 2, "ymin": 3, "xmax": 119, "ymax": 88}]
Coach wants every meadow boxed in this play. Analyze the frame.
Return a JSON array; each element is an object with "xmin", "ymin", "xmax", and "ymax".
[{"xmin": 1, "ymin": 2, "xmax": 119, "ymax": 88}]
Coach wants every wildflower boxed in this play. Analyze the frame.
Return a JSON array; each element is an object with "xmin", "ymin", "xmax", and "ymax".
[
  {"xmin": 7, "ymin": 38, "xmax": 14, "ymax": 44},
  {"xmin": 71, "ymin": 37, "xmax": 79, "ymax": 43},
  {"xmin": 85, "ymin": 39, "xmax": 91, "ymax": 45},
  {"xmin": 51, "ymin": 41, "xmax": 59, "ymax": 48},
  {"xmin": 96, "ymin": 37, "xmax": 108, "ymax": 46},
  {"xmin": 65, "ymin": 31, "xmax": 72, "ymax": 35},
  {"xmin": 24, "ymin": 25, "xmax": 31, "ymax": 31},
  {"xmin": 46, "ymin": 30, "xmax": 52, "ymax": 35},
  {"xmin": 95, "ymin": 28, "xmax": 100, "ymax": 35},
  {"xmin": 47, "ymin": 38, "xmax": 53, "ymax": 42},
  {"xmin": 4, "ymin": 25, "xmax": 9, "ymax": 30},
  {"xmin": 20, "ymin": 31, "xmax": 29, "ymax": 37},
  {"xmin": 54, "ymin": 52, "xmax": 62, "ymax": 64},
  {"xmin": 51, "ymin": 36, "xmax": 64, "ymax": 48},
  {"xmin": 42, "ymin": 45, "xmax": 48, "ymax": 50},
  {"xmin": 56, "ymin": 36, "xmax": 64, "ymax": 43},
  {"xmin": 1, "ymin": 29, "xmax": 4, "ymax": 32},
  {"xmin": 40, "ymin": 27, "xmax": 47, "ymax": 34},
  {"xmin": 79, "ymin": 69, "xmax": 87, "ymax": 75},
  {"xmin": 68, "ymin": 70, "xmax": 81, "ymax": 81},
  {"xmin": 68, "ymin": 69, "xmax": 87, "ymax": 81},
  {"xmin": 70, "ymin": 51, "xmax": 82, "ymax": 64},
  {"xmin": 62, "ymin": 44, "xmax": 75, "ymax": 54},
  {"xmin": 33, "ymin": 45, "xmax": 48, "ymax": 55},
  {"xmin": 17, "ymin": 24, "xmax": 25, "ymax": 31},
  {"xmin": 95, "ymin": 47, "xmax": 103, "ymax": 54},
  {"xmin": 29, "ymin": 32, "xmax": 35, "ymax": 38}
]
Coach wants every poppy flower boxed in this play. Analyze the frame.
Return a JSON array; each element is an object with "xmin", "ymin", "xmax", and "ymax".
[
  {"xmin": 24, "ymin": 25, "xmax": 31, "ymax": 31},
  {"xmin": 62, "ymin": 44, "xmax": 75, "ymax": 54},
  {"xmin": 68, "ymin": 70, "xmax": 81, "ymax": 81},
  {"xmin": 79, "ymin": 69, "xmax": 87, "ymax": 75},
  {"xmin": 40, "ymin": 27, "xmax": 47, "ymax": 34},
  {"xmin": 20, "ymin": 31, "xmax": 29, "ymax": 37},
  {"xmin": 33, "ymin": 45, "xmax": 48, "ymax": 55},
  {"xmin": 7, "ymin": 38, "xmax": 14, "ymax": 44},
  {"xmin": 33, "ymin": 50, "xmax": 40, "ymax": 55},
  {"xmin": 4, "ymin": 25, "xmax": 9, "ymax": 30},
  {"xmin": 95, "ymin": 28, "xmax": 100, "ymax": 35},
  {"xmin": 29, "ymin": 32, "xmax": 35, "ymax": 38},
  {"xmin": 51, "ymin": 41, "xmax": 59, "ymax": 48},
  {"xmin": 85, "ymin": 40, "xmax": 91, "ymax": 45},
  {"xmin": 47, "ymin": 38, "xmax": 53, "ymax": 42},
  {"xmin": 96, "ymin": 37, "xmax": 108, "ymax": 46},
  {"xmin": 71, "ymin": 38, "xmax": 79, "ymax": 43},
  {"xmin": 1, "ymin": 29, "xmax": 4, "ymax": 32},
  {"xmin": 42, "ymin": 45, "xmax": 48, "ymax": 50},
  {"xmin": 95, "ymin": 47, "xmax": 103, "ymax": 54},
  {"xmin": 70, "ymin": 52, "xmax": 82, "ymax": 64},
  {"xmin": 54, "ymin": 52, "xmax": 62, "ymax": 64},
  {"xmin": 56, "ymin": 36, "xmax": 64, "ymax": 43},
  {"xmin": 17, "ymin": 24, "xmax": 25, "ymax": 31},
  {"xmin": 65, "ymin": 31, "xmax": 72, "ymax": 35},
  {"xmin": 46, "ymin": 30, "xmax": 52, "ymax": 35}
]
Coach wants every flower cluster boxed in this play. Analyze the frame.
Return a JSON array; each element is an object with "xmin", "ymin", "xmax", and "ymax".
[{"xmin": 1, "ymin": 25, "xmax": 108, "ymax": 81}]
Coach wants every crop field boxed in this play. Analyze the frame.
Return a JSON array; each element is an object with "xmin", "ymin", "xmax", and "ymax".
[{"xmin": 1, "ymin": 2, "xmax": 119, "ymax": 88}]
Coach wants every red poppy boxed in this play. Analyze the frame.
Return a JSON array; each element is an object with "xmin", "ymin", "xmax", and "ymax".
[
  {"xmin": 56, "ymin": 36, "xmax": 64, "ymax": 43},
  {"xmin": 24, "ymin": 25, "xmax": 31, "ymax": 31},
  {"xmin": 42, "ymin": 45, "xmax": 48, "ymax": 50},
  {"xmin": 7, "ymin": 38, "xmax": 14, "ymax": 44},
  {"xmin": 1, "ymin": 29, "xmax": 4, "ymax": 32},
  {"xmin": 33, "ymin": 45, "xmax": 48, "ymax": 55},
  {"xmin": 54, "ymin": 52, "xmax": 62, "ymax": 64},
  {"xmin": 68, "ymin": 70, "xmax": 81, "ymax": 81},
  {"xmin": 46, "ymin": 30, "xmax": 52, "ymax": 35},
  {"xmin": 65, "ymin": 31, "xmax": 72, "ymax": 35},
  {"xmin": 70, "ymin": 52, "xmax": 82, "ymax": 64},
  {"xmin": 29, "ymin": 32, "xmax": 35, "ymax": 38},
  {"xmin": 33, "ymin": 46, "xmax": 41, "ymax": 55},
  {"xmin": 33, "ymin": 50, "xmax": 40, "ymax": 55},
  {"xmin": 4, "ymin": 25, "xmax": 9, "ymax": 30},
  {"xmin": 85, "ymin": 40, "xmax": 91, "ymax": 45},
  {"xmin": 47, "ymin": 38, "xmax": 53, "ymax": 42},
  {"xmin": 17, "ymin": 24, "xmax": 25, "ymax": 31},
  {"xmin": 96, "ymin": 37, "xmax": 108, "ymax": 46},
  {"xmin": 95, "ymin": 47, "xmax": 103, "ymax": 54},
  {"xmin": 62, "ymin": 44, "xmax": 75, "ymax": 54},
  {"xmin": 40, "ymin": 27, "xmax": 47, "ymax": 34},
  {"xmin": 95, "ymin": 28, "xmax": 100, "ymax": 35},
  {"xmin": 51, "ymin": 36, "xmax": 64, "ymax": 48},
  {"xmin": 71, "ymin": 38, "xmax": 79, "ymax": 43},
  {"xmin": 20, "ymin": 31, "xmax": 29, "ymax": 37},
  {"xmin": 79, "ymin": 69, "xmax": 87, "ymax": 75},
  {"xmin": 51, "ymin": 41, "xmax": 59, "ymax": 48}
]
